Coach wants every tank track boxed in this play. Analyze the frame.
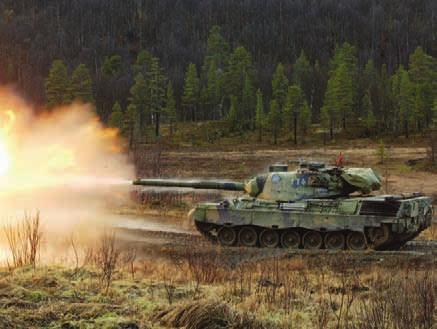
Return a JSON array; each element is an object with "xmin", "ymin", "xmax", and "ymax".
[{"xmin": 194, "ymin": 221, "xmax": 424, "ymax": 251}]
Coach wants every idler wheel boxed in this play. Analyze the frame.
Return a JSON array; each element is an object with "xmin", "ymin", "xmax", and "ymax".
[
  {"xmin": 217, "ymin": 227, "xmax": 237, "ymax": 246},
  {"xmin": 324, "ymin": 232, "xmax": 345, "ymax": 250},
  {"xmin": 302, "ymin": 231, "xmax": 323, "ymax": 250},
  {"xmin": 238, "ymin": 227, "xmax": 258, "ymax": 247},
  {"xmin": 346, "ymin": 232, "xmax": 367, "ymax": 250},
  {"xmin": 369, "ymin": 225, "xmax": 391, "ymax": 247},
  {"xmin": 281, "ymin": 230, "xmax": 301, "ymax": 249},
  {"xmin": 260, "ymin": 229, "xmax": 279, "ymax": 248}
]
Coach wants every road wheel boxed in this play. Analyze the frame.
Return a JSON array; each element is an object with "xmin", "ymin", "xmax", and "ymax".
[
  {"xmin": 324, "ymin": 232, "xmax": 345, "ymax": 250},
  {"xmin": 259, "ymin": 229, "xmax": 279, "ymax": 248},
  {"xmin": 346, "ymin": 232, "xmax": 367, "ymax": 250},
  {"xmin": 217, "ymin": 227, "xmax": 237, "ymax": 246},
  {"xmin": 302, "ymin": 231, "xmax": 323, "ymax": 250},
  {"xmin": 281, "ymin": 230, "xmax": 301, "ymax": 249},
  {"xmin": 238, "ymin": 226, "xmax": 258, "ymax": 247}
]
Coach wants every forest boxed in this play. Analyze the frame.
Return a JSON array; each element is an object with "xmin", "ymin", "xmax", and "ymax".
[{"xmin": 0, "ymin": 0, "xmax": 436, "ymax": 144}]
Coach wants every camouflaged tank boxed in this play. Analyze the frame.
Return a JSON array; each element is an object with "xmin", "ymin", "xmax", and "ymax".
[{"xmin": 133, "ymin": 163, "xmax": 433, "ymax": 250}]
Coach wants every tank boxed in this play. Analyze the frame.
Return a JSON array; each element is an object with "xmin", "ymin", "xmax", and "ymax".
[{"xmin": 133, "ymin": 162, "xmax": 433, "ymax": 250}]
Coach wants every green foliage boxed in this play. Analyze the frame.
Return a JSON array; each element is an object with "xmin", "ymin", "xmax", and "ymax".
[
  {"xmin": 241, "ymin": 73, "xmax": 255, "ymax": 127},
  {"xmin": 129, "ymin": 73, "xmax": 148, "ymax": 133},
  {"xmin": 268, "ymin": 100, "xmax": 281, "ymax": 144},
  {"xmin": 133, "ymin": 50, "xmax": 154, "ymax": 74},
  {"xmin": 292, "ymin": 50, "xmax": 312, "ymax": 104},
  {"xmin": 45, "ymin": 59, "xmax": 71, "ymax": 108},
  {"xmin": 164, "ymin": 81, "xmax": 177, "ymax": 135},
  {"xmin": 398, "ymin": 67, "xmax": 415, "ymax": 137},
  {"xmin": 227, "ymin": 95, "xmax": 241, "ymax": 132},
  {"xmin": 223, "ymin": 46, "xmax": 254, "ymax": 101},
  {"xmin": 102, "ymin": 55, "xmax": 122, "ymax": 77},
  {"xmin": 71, "ymin": 64, "xmax": 94, "ymax": 104},
  {"xmin": 108, "ymin": 102, "xmax": 123, "ymax": 130},
  {"xmin": 321, "ymin": 61, "xmax": 353, "ymax": 137},
  {"xmin": 125, "ymin": 104, "xmax": 138, "ymax": 147},
  {"xmin": 284, "ymin": 85, "xmax": 304, "ymax": 128},
  {"xmin": 299, "ymin": 101, "xmax": 312, "ymax": 134},
  {"xmin": 255, "ymin": 89, "xmax": 266, "ymax": 141},
  {"xmin": 182, "ymin": 63, "xmax": 200, "ymax": 121},
  {"xmin": 362, "ymin": 91, "xmax": 376, "ymax": 132},
  {"xmin": 272, "ymin": 63, "xmax": 289, "ymax": 109},
  {"xmin": 204, "ymin": 25, "xmax": 230, "ymax": 70},
  {"xmin": 147, "ymin": 57, "xmax": 166, "ymax": 136},
  {"xmin": 408, "ymin": 46, "xmax": 436, "ymax": 129}
]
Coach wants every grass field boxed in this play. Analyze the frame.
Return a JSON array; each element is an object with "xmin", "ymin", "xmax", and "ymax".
[{"xmin": 1, "ymin": 141, "xmax": 436, "ymax": 329}]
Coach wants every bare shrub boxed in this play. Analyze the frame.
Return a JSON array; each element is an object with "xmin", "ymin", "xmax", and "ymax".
[
  {"xmin": 96, "ymin": 231, "xmax": 121, "ymax": 294},
  {"xmin": 354, "ymin": 270, "xmax": 436, "ymax": 329},
  {"xmin": 3, "ymin": 212, "xmax": 42, "ymax": 269},
  {"xmin": 179, "ymin": 242, "xmax": 222, "ymax": 296},
  {"xmin": 121, "ymin": 245, "xmax": 137, "ymax": 280}
]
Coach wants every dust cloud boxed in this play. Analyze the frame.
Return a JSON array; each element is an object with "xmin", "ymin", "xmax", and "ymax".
[{"xmin": 0, "ymin": 88, "xmax": 135, "ymax": 239}]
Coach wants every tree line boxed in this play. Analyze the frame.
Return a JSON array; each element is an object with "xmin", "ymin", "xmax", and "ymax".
[
  {"xmin": 1, "ymin": 0, "xmax": 436, "ymax": 144},
  {"xmin": 44, "ymin": 25, "xmax": 436, "ymax": 145}
]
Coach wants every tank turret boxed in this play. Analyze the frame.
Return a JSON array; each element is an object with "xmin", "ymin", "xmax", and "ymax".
[{"xmin": 133, "ymin": 163, "xmax": 382, "ymax": 202}]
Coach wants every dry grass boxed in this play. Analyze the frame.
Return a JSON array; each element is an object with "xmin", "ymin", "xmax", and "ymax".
[{"xmin": 3, "ymin": 213, "xmax": 42, "ymax": 270}]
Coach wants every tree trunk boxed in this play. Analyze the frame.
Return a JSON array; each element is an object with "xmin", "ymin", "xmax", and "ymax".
[
  {"xmin": 405, "ymin": 120, "xmax": 409, "ymax": 139},
  {"xmin": 293, "ymin": 114, "xmax": 297, "ymax": 145},
  {"xmin": 155, "ymin": 112, "xmax": 160, "ymax": 137}
]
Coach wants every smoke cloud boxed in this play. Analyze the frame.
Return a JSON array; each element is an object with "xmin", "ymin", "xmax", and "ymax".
[{"xmin": 0, "ymin": 88, "xmax": 135, "ymax": 238}]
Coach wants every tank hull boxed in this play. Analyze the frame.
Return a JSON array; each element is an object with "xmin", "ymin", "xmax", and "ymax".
[{"xmin": 191, "ymin": 194, "xmax": 433, "ymax": 250}]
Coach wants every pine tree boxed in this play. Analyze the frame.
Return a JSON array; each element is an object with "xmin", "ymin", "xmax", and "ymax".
[
  {"xmin": 379, "ymin": 64, "xmax": 393, "ymax": 132},
  {"xmin": 133, "ymin": 50, "xmax": 154, "ymax": 74},
  {"xmin": 71, "ymin": 64, "xmax": 94, "ymax": 104},
  {"xmin": 322, "ymin": 63, "xmax": 353, "ymax": 134},
  {"xmin": 147, "ymin": 57, "xmax": 166, "ymax": 137},
  {"xmin": 164, "ymin": 81, "xmax": 177, "ymax": 136},
  {"xmin": 330, "ymin": 42, "xmax": 358, "ymax": 121},
  {"xmin": 362, "ymin": 91, "xmax": 375, "ymax": 134},
  {"xmin": 204, "ymin": 25, "xmax": 230, "ymax": 70},
  {"xmin": 299, "ymin": 101, "xmax": 312, "ymax": 136},
  {"xmin": 321, "ymin": 71, "xmax": 340, "ymax": 139},
  {"xmin": 292, "ymin": 50, "xmax": 312, "ymax": 105},
  {"xmin": 182, "ymin": 63, "xmax": 200, "ymax": 121},
  {"xmin": 45, "ymin": 59, "xmax": 71, "ymax": 108},
  {"xmin": 362, "ymin": 59, "xmax": 379, "ymax": 123},
  {"xmin": 241, "ymin": 73, "xmax": 255, "ymax": 128},
  {"xmin": 255, "ymin": 89, "xmax": 266, "ymax": 142},
  {"xmin": 203, "ymin": 61, "xmax": 222, "ymax": 120},
  {"xmin": 129, "ymin": 73, "xmax": 148, "ymax": 134},
  {"xmin": 201, "ymin": 26, "xmax": 228, "ymax": 120},
  {"xmin": 102, "ymin": 55, "xmax": 122, "ymax": 77},
  {"xmin": 284, "ymin": 85, "xmax": 304, "ymax": 144},
  {"xmin": 398, "ymin": 69, "xmax": 414, "ymax": 138},
  {"xmin": 408, "ymin": 47, "xmax": 436, "ymax": 129},
  {"xmin": 108, "ymin": 101, "xmax": 123, "ymax": 129},
  {"xmin": 125, "ymin": 104, "xmax": 137, "ymax": 149},
  {"xmin": 223, "ymin": 46, "xmax": 254, "ymax": 102},
  {"xmin": 336, "ymin": 64, "xmax": 354, "ymax": 130},
  {"xmin": 268, "ymin": 100, "xmax": 281, "ymax": 144},
  {"xmin": 227, "ymin": 95, "xmax": 240, "ymax": 132},
  {"xmin": 272, "ymin": 63, "xmax": 289, "ymax": 110}
]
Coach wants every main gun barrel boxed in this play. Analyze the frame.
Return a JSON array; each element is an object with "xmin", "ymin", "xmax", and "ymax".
[{"xmin": 133, "ymin": 179, "xmax": 245, "ymax": 191}]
